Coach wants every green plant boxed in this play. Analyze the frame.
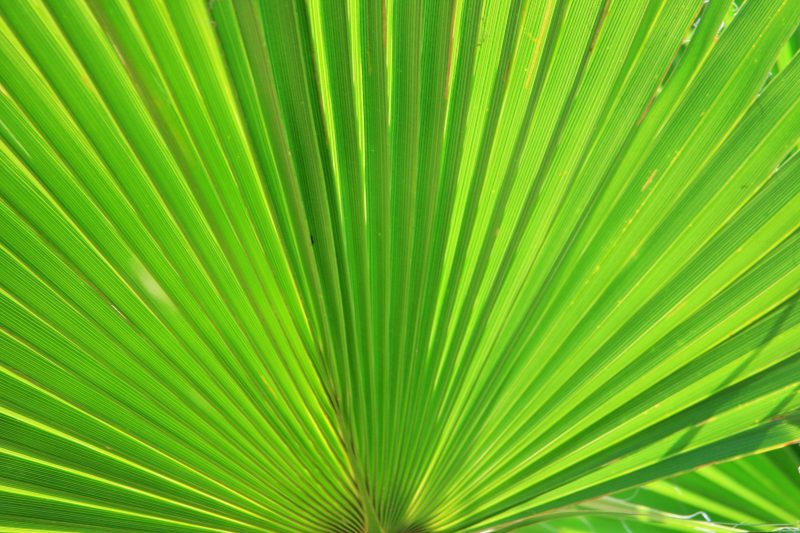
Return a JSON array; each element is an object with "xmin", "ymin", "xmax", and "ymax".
[
  {"xmin": 1, "ymin": 0, "xmax": 799, "ymax": 531},
  {"xmin": 517, "ymin": 446, "xmax": 800, "ymax": 532}
]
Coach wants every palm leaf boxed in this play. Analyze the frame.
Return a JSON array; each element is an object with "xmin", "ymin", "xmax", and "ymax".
[
  {"xmin": 1, "ymin": 0, "xmax": 799, "ymax": 531},
  {"xmin": 516, "ymin": 446, "xmax": 800, "ymax": 532}
]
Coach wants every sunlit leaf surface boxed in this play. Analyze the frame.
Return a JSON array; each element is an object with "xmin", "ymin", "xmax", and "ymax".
[{"xmin": 1, "ymin": 0, "xmax": 799, "ymax": 531}]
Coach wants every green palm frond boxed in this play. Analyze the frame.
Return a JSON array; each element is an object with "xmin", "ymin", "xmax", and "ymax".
[
  {"xmin": 1, "ymin": 0, "xmax": 799, "ymax": 531},
  {"xmin": 517, "ymin": 446, "xmax": 800, "ymax": 532}
]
